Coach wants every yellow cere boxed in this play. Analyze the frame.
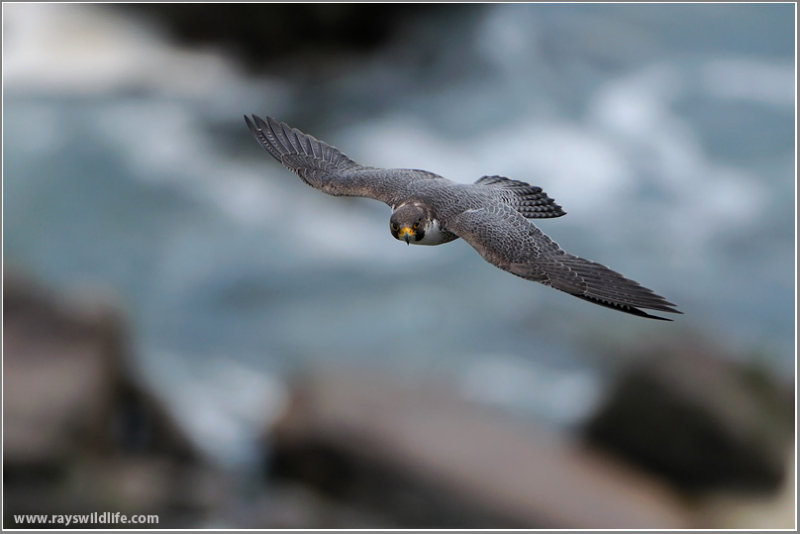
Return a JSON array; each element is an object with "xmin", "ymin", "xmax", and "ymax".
[{"xmin": 397, "ymin": 226, "xmax": 415, "ymax": 238}]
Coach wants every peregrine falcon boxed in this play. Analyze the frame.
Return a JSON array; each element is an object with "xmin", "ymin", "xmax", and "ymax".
[{"xmin": 245, "ymin": 115, "xmax": 680, "ymax": 320}]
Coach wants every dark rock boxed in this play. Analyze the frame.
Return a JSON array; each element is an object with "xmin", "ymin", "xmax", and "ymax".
[
  {"xmin": 264, "ymin": 369, "xmax": 690, "ymax": 528},
  {"xmin": 3, "ymin": 273, "xmax": 216, "ymax": 528},
  {"xmin": 112, "ymin": 4, "xmax": 453, "ymax": 69},
  {"xmin": 583, "ymin": 338, "xmax": 794, "ymax": 493}
]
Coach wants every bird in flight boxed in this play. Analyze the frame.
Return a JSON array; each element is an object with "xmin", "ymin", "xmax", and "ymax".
[{"xmin": 245, "ymin": 115, "xmax": 680, "ymax": 320}]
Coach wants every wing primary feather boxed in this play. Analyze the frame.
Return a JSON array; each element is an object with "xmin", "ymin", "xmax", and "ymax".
[
  {"xmin": 245, "ymin": 115, "xmax": 281, "ymax": 161},
  {"xmin": 443, "ymin": 205, "xmax": 681, "ymax": 320},
  {"xmin": 571, "ymin": 294, "xmax": 674, "ymax": 320},
  {"xmin": 475, "ymin": 175, "xmax": 566, "ymax": 219},
  {"xmin": 245, "ymin": 114, "xmax": 429, "ymax": 205}
]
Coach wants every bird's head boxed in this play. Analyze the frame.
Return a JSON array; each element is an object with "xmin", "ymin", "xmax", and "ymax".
[{"xmin": 390, "ymin": 203, "xmax": 429, "ymax": 245}]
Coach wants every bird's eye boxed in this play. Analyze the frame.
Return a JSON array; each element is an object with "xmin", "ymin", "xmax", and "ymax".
[
  {"xmin": 413, "ymin": 221, "xmax": 419, "ymax": 229},
  {"xmin": 391, "ymin": 222, "xmax": 399, "ymax": 231}
]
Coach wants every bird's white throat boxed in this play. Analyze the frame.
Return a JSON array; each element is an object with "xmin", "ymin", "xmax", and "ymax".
[{"xmin": 414, "ymin": 219, "xmax": 448, "ymax": 246}]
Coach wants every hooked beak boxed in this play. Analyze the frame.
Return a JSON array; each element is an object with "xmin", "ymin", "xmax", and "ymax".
[{"xmin": 397, "ymin": 226, "xmax": 415, "ymax": 245}]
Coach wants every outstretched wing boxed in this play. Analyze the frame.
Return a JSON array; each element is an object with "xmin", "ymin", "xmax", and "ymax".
[
  {"xmin": 245, "ymin": 115, "xmax": 434, "ymax": 206},
  {"xmin": 443, "ymin": 204, "xmax": 681, "ymax": 320},
  {"xmin": 475, "ymin": 175, "xmax": 566, "ymax": 219}
]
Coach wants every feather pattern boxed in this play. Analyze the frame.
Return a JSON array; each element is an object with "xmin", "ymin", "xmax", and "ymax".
[
  {"xmin": 443, "ymin": 205, "xmax": 680, "ymax": 320},
  {"xmin": 475, "ymin": 175, "xmax": 566, "ymax": 219},
  {"xmin": 245, "ymin": 115, "xmax": 438, "ymax": 206},
  {"xmin": 246, "ymin": 115, "xmax": 681, "ymax": 320}
]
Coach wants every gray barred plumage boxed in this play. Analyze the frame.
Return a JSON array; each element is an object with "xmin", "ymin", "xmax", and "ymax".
[{"xmin": 245, "ymin": 114, "xmax": 681, "ymax": 320}]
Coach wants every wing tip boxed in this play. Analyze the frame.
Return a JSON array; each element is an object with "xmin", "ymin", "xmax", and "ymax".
[
  {"xmin": 637, "ymin": 309, "xmax": 678, "ymax": 321},
  {"xmin": 244, "ymin": 114, "xmax": 257, "ymax": 135},
  {"xmin": 572, "ymin": 293, "xmax": 682, "ymax": 321},
  {"xmin": 245, "ymin": 114, "xmax": 296, "ymax": 161}
]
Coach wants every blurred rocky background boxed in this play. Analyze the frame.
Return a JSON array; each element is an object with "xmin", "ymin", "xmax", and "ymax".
[{"xmin": 2, "ymin": 3, "xmax": 795, "ymax": 529}]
